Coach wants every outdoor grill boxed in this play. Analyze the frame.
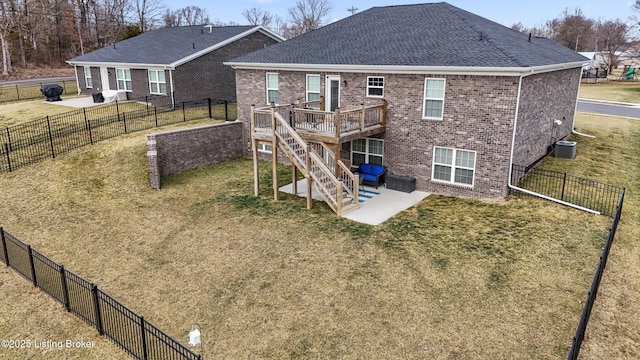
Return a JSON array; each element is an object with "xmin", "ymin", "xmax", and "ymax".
[{"xmin": 40, "ymin": 84, "xmax": 63, "ymax": 101}]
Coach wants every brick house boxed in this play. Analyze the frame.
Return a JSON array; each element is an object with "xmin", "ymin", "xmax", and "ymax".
[
  {"xmin": 225, "ymin": 3, "xmax": 587, "ymax": 213},
  {"xmin": 67, "ymin": 25, "xmax": 283, "ymax": 104}
]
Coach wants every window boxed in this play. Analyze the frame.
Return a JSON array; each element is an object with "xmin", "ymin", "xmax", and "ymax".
[
  {"xmin": 84, "ymin": 67, "xmax": 92, "ymax": 88},
  {"xmin": 367, "ymin": 76, "xmax": 384, "ymax": 97},
  {"xmin": 432, "ymin": 147, "xmax": 476, "ymax": 186},
  {"xmin": 351, "ymin": 138, "xmax": 384, "ymax": 166},
  {"xmin": 116, "ymin": 68, "xmax": 132, "ymax": 91},
  {"xmin": 266, "ymin": 73, "xmax": 278, "ymax": 104},
  {"xmin": 423, "ymin": 78, "xmax": 445, "ymax": 119},
  {"xmin": 306, "ymin": 74, "xmax": 320, "ymax": 104},
  {"xmin": 148, "ymin": 70, "xmax": 166, "ymax": 95},
  {"xmin": 257, "ymin": 143, "xmax": 272, "ymax": 154}
]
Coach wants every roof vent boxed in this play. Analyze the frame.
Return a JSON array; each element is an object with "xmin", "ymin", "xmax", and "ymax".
[
  {"xmin": 204, "ymin": 24, "xmax": 213, "ymax": 33},
  {"xmin": 528, "ymin": 33, "xmax": 532, "ymax": 42}
]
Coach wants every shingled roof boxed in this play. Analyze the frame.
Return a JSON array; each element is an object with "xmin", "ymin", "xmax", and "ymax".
[
  {"xmin": 68, "ymin": 25, "xmax": 283, "ymax": 68},
  {"xmin": 228, "ymin": 2, "xmax": 587, "ymax": 71}
]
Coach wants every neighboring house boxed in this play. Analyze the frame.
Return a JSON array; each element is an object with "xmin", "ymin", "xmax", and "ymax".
[
  {"xmin": 67, "ymin": 25, "xmax": 283, "ymax": 105},
  {"xmin": 226, "ymin": 2, "xmax": 587, "ymax": 212}
]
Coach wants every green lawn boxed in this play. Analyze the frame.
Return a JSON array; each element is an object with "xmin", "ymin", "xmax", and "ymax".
[
  {"xmin": 0, "ymin": 111, "xmax": 632, "ymax": 358},
  {"xmin": 579, "ymin": 80, "xmax": 640, "ymax": 103}
]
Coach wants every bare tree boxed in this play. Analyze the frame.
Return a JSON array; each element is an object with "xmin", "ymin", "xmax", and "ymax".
[
  {"xmin": 547, "ymin": 8, "xmax": 595, "ymax": 51},
  {"xmin": 595, "ymin": 19, "xmax": 631, "ymax": 72},
  {"xmin": 179, "ymin": 6, "xmax": 209, "ymax": 26},
  {"xmin": 0, "ymin": 0, "xmax": 14, "ymax": 74},
  {"xmin": 242, "ymin": 7, "xmax": 273, "ymax": 27},
  {"xmin": 132, "ymin": 0, "xmax": 165, "ymax": 32},
  {"xmin": 287, "ymin": 0, "xmax": 332, "ymax": 37}
]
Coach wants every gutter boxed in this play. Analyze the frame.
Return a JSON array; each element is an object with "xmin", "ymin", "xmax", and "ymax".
[
  {"xmin": 507, "ymin": 69, "xmax": 600, "ymax": 215},
  {"xmin": 73, "ymin": 65, "xmax": 81, "ymax": 95},
  {"xmin": 224, "ymin": 61, "xmax": 587, "ymax": 77}
]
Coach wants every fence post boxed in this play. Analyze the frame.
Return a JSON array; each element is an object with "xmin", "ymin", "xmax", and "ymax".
[
  {"xmin": 4, "ymin": 143, "xmax": 11, "ymax": 172},
  {"xmin": 154, "ymin": 106, "xmax": 158, "ymax": 127},
  {"xmin": 123, "ymin": 114, "xmax": 127, "ymax": 134},
  {"xmin": 91, "ymin": 285, "xmax": 104, "ymax": 335},
  {"xmin": 139, "ymin": 316, "xmax": 148, "ymax": 360},
  {"xmin": 208, "ymin": 98, "xmax": 212, "ymax": 119},
  {"xmin": 59, "ymin": 265, "xmax": 70, "ymax": 312},
  {"xmin": 116, "ymin": 100, "xmax": 121, "ymax": 122},
  {"xmin": 16, "ymin": 85, "xmax": 20, "ymax": 100},
  {"xmin": 46, "ymin": 117, "xmax": 55, "ymax": 158},
  {"xmin": 6, "ymin": 127, "xmax": 11, "ymax": 151},
  {"xmin": 561, "ymin": 172, "xmax": 567, "ymax": 201},
  {"xmin": 225, "ymin": 100, "xmax": 229, "ymax": 121},
  {"xmin": 182, "ymin": 102, "xmax": 186, "ymax": 121},
  {"xmin": 1, "ymin": 227, "xmax": 9, "ymax": 266},
  {"xmin": 27, "ymin": 245, "xmax": 37, "ymax": 286}
]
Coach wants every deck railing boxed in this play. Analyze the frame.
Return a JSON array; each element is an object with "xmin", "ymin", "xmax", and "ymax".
[{"xmin": 253, "ymin": 101, "xmax": 385, "ymax": 139}]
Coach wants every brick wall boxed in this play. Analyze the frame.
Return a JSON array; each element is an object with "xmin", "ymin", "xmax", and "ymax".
[
  {"xmin": 173, "ymin": 32, "xmax": 280, "ymax": 104},
  {"xmin": 236, "ymin": 69, "xmax": 521, "ymax": 199},
  {"xmin": 513, "ymin": 68, "xmax": 581, "ymax": 168},
  {"xmin": 146, "ymin": 122, "xmax": 244, "ymax": 189}
]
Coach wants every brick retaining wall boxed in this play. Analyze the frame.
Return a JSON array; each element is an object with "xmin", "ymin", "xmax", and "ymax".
[{"xmin": 147, "ymin": 122, "xmax": 243, "ymax": 189}]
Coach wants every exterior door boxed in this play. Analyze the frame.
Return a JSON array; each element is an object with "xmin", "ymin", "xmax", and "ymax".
[
  {"xmin": 325, "ymin": 75, "xmax": 340, "ymax": 111},
  {"xmin": 100, "ymin": 67, "xmax": 110, "ymax": 91}
]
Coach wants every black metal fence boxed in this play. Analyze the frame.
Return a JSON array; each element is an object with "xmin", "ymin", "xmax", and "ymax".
[
  {"xmin": 0, "ymin": 80, "xmax": 78, "ymax": 103},
  {"xmin": 567, "ymin": 188, "xmax": 625, "ymax": 359},
  {"xmin": 0, "ymin": 96, "xmax": 235, "ymax": 173},
  {"xmin": 0, "ymin": 227, "xmax": 201, "ymax": 360},
  {"xmin": 511, "ymin": 164, "xmax": 624, "ymax": 216}
]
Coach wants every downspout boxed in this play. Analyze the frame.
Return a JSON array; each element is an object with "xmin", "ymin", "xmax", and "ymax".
[
  {"xmin": 168, "ymin": 67, "xmax": 175, "ymax": 109},
  {"xmin": 74, "ymin": 65, "xmax": 80, "ymax": 95},
  {"xmin": 507, "ymin": 69, "xmax": 600, "ymax": 215},
  {"xmin": 571, "ymin": 67, "xmax": 596, "ymax": 138}
]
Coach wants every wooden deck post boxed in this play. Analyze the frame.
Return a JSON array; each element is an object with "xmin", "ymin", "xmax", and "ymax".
[
  {"xmin": 250, "ymin": 105, "xmax": 260, "ymax": 196},
  {"xmin": 334, "ymin": 108, "xmax": 341, "ymax": 138},
  {"xmin": 271, "ymin": 104, "xmax": 279, "ymax": 201},
  {"xmin": 381, "ymin": 100, "xmax": 387, "ymax": 126},
  {"xmin": 360, "ymin": 103, "xmax": 366, "ymax": 131},
  {"xmin": 306, "ymin": 145, "xmax": 312, "ymax": 210},
  {"xmin": 292, "ymin": 166, "xmax": 298, "ymax": 194},
  {"xmin": 319, "ymin": 96, "xmax": 325, "ymax": 111}
]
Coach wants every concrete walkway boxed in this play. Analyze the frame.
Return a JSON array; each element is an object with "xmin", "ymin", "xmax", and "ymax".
[
  {"xmin": 44, "ymin": 96, "xmax": 98, "ymax": 108},
  {"xmin": 280, "ymin": 179, "xmax": 430, "ymax": 225}
]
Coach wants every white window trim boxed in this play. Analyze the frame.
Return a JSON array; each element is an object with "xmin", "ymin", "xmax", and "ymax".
[
  {"xmin": 306, "ymin": 74, "xmax": 321, "ymax": 103},
  {"xmin": 366, "ymin": 76, "xmax": 384, "ymax": 98},
  {"xmin": 351, "ymin": 138, "xmax": 384, "ymax": 166},
  {"xmin": 148, "ymin": 69, "xmax": 166, "ymax": 95},
  {"xmin": 257, "ymin": 142, "xmax": 273, "ymax": 154},
  {"xmin": 431, "ymin": 146, "xmax": 476, "ymax": 187},
  {"xmin": 84, "ymin": 67, "xmax": 92, "ymax": 89},
  {"xmin": 116, "ymin": 68, "xmax": 132, "ymax": 92},
  {"xmin": 266, "ymin": 72, "xmax": 278, "ymax": 104},
  {"xmin": 423, "ymin": 77, "xmax": 446, "ymax": 120}
]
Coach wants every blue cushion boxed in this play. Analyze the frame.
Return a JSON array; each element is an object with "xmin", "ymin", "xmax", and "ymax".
[{"xmin": 363, "ymin": 174, "xmax": 377, "ymax": 182}]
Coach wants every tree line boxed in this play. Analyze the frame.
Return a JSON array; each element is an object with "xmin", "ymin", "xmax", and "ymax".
[
  {"xmin": 512, "ymin": 4, "xmax": 640, "ymax": 73},
  {"xmin": 0, "ymin": 0, "xmax": 636, "ymax": 76}
]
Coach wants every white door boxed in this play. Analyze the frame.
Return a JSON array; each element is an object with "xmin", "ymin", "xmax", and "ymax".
[
  {"xmin": 325, "ymin": 75, "xmax": 340, "ymax": 111},
  {"xmin": 100, "ymin": 67, "xmax": 110, "ymax": 91}
]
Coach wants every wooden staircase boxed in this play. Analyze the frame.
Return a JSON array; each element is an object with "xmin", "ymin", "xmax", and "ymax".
[{"xmin": 270, "ymin": 111, "xmax": 359, "ymax": 215}]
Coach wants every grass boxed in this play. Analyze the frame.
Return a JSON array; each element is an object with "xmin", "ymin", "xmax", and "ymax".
[
  {"xmin": 0, "ymin": 81, "xmax": 78, "ymax": 103},
  {"xmin": 579, "ymin": 80, "xmax": 640, "ymax": 103},
  {"xmin": 0, "ymin": 111, "xmax": 631, "ymax": 358}
]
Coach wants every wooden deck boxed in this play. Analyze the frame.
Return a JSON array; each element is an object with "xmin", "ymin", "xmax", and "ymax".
[{"xmin": 252, "ymin": 100, "xmax": 386, "ymax": 144}]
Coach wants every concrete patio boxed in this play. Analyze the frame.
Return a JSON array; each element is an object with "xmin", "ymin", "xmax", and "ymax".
[
  {"xmin": 43, "ymin": 95, "xmax": 99, "ymax": 108},
  {"xmin": 280, "ymin": 179, "xmax": 430, "ymax": 225}
]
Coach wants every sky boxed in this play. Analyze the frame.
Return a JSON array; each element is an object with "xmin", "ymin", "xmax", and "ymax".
[{"xmin": 166, "ymin": 0, "xmax": 638, "ymax": 28}]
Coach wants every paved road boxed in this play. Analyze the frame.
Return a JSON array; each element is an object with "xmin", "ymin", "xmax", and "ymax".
[
  {"xmin": 577, "ymin": 101, "xmax": 640, "ymax": 119},
  {"xmin": 0, "ymin": 77, "xmax": 75, "ymax": 86}
]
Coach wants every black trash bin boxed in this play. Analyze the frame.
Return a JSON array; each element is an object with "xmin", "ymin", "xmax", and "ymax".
[
  {"xmin": 92, "ymin": 92, "xmax": 105, "ymax": 103},
  {"xmin": 40, "ymin": 84, "xmax": 64, "ymax": 101}
]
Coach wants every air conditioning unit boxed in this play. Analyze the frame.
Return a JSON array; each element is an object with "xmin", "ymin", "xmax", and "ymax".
[{"xmin": 555, "ymin": 140, "xmax": 576, "ymax": 159}]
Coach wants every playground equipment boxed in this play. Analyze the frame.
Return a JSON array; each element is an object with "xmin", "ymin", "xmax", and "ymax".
[{"xmin": 622, "ymin": 67, "xmax": 640, "ymax": 80}]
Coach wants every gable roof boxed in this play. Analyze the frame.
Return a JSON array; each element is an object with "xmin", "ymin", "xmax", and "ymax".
[
  {"xmin": 68, "ymin": 25, "xmax": 284, "ymax": 69},
  {"xmin": 227, "ymin": 2, "xmax": 588, "ymax": 75}
]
